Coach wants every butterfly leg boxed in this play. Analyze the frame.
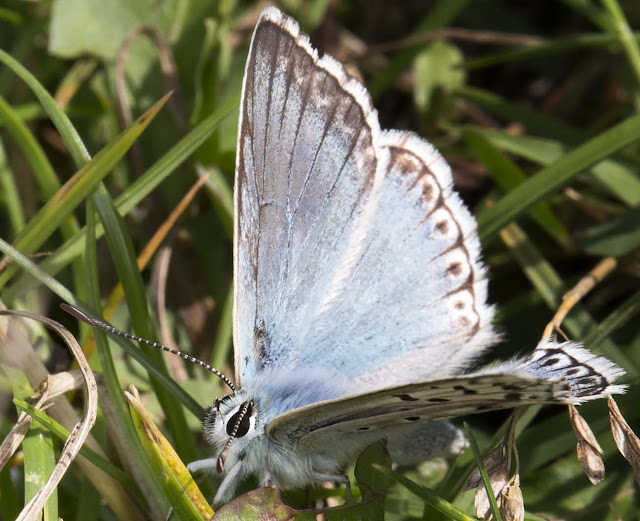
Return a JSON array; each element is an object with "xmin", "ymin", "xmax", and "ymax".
[
  {"xmin": 260, "ymin": 470, "xmax": 274, "ymax": 487},
  {"xmin": 311, "ymin": 473, "xmax": 352, "ymax": 503},
  {"xmin": 213, "ymin": 461, "xmax": 243, "ymax": 504},
  {"xmin": 187, "ymin": 457, "xmax": 217, "ymax": 475}
]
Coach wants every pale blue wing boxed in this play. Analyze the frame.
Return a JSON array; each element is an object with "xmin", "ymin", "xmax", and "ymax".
[
  {"xmin": 234, "ymin": 8, "xmax": 383, "ymax": 386},
  {"xmin": 234, "ymin": 8, "xmax": 497, "ymax": 389},
  {"xmin": 295, "ymin": 132, "xmax": 497, "ymax": 390}
]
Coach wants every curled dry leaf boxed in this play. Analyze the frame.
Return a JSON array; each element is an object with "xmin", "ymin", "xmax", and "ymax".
[
  {"xmin": 568, "ymin": 404, "xmax": 605, "ymax": 484},
  {"xmin": 608, "ymin": 396, "xmax": 640, "ymax": 486},
  {"xmin": 0, "ymin": 413, "xmax": 33, "ymax": 471},
  {"xmin": 568, "ymin": 405, "xmax": 604, "ymax": 453},
  {"xmin": 474, "ymin": 463, "xmax": 508, "ymax": 520},
  {"xmin": 33, "ymin": 370, "xmax": 89, "ymax": 401},
  {"xmin": 498, "ymin": 475, "xmax": 524, "ymax": 521},
  {"xmin": 0, "ymin": 309, "xmax": 98, "ymax": 521},
  {"xmin": 465, "ymin": 442, "xmax": 506, "ymax": 492},
  {"xmin": 576, "ymin": 440, "xmax": 605, "ymax": 485}
]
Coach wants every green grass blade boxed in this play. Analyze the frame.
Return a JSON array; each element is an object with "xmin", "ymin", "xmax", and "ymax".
[
  {"xmin": 477, "ymin": 112, "xmax": 640, "ymax": 243},
  {"xmin": 0, "ymin": 47, "xmax": 90, "ymax": 166},
  {"xmin": 13, "ymin": 399, "xmax": 140, "ymax": 492},
  {"xmin": 212, "ymin": 284, "xmax": 234, "ymax": 372},
  {"xmin": 498, "ymin": 222, "xmax": 638, "ymax": 377},
  {"xmin": 0, "ymin": 94, "xmax": 170, "ymax": 291},
  {"xmin": 0, "ymin": 95, "xmax": 61, "ymax": 197},
  {"xmin": 581, "ymin": 206, "xmax": 640, "ymax": 256},
  {"xmin": 602, "ymin": 0, "xmax": 640, "ymax": 90},
  {"xmin": 84, "ymin": 197, "xmax": 170, "ymax": 517},
  {"xmin": 372, "ymin": 464, "xmax": 478, "ymax": 521},
  {"xmin": 463, "ymin": 422, "xmax": 502, "ymax": 521},
  {"xmin": 128, "ymin": 390, "xmax": 213, "ymax": 521},
  {"xmin": 0, "ymin": 234, "xmax": 204, "ymax": 418},
  {"xmin": 584, "ymin": 290, "xmax": 640, "ymax": 350},
  {"xmin": 0, "ymin": 464, "xmax": 20, "ymax": 521},
  {"xmin": 462, "ymin": 130, "xmax": 567, "ymax": 244},
  {"xmin": 463, "ymin": 33, "xmax": 631, "ymax": 70},
  {"xmin": 13, "ymin": 375, "xmax": 58, "ymax": 521},
  {"xmin": 91, "ymin": 184, "xmax": 198, "ymax": 462},
  {"xmin": 466, "ymin": 127, "xmax": 640, "ymax": 206},
  {"xmin": 0, "ymin": 236, "xmax": 77, "ymax": 303},
  {"xmin": 2, "ymin": 96, "xmax": 238, "ymax": 303},
  {"xmin": 0, "ymin": 137, "xmax": 25, "ymax": 232}
]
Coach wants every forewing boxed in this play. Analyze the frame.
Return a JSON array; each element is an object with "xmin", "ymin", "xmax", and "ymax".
[
  {"xmin": 234, "ymin": 8, "xmax": 383, "ymax": 385},
  {"xmin": 235, "ymin": 8, "xmax": 497, "ymax": 390}
]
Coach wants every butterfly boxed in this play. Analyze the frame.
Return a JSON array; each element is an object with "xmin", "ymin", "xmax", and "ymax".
[{"xmin": 64, "ymin": 6, "xmax": 625, "ymax": 505}]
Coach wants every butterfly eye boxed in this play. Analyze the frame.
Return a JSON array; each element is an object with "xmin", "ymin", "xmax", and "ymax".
[{"xmin": 226, "ymin": 402, "xmax": 253, "ymax": 438}]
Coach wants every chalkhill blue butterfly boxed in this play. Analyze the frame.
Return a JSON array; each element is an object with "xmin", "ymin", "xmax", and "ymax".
[{"xmin": 65, "ymin": 6, "xmax": 626, "ymax": 505}]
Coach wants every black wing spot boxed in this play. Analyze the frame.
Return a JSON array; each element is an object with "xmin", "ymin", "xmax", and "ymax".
[
  {"xmin": 476, "ymin": 405, "xmax": 491, "ymax": 411},
  {"xmin": 502, "ymin": 384, "xmax": 524, "ymax": 391},
  {"xmin": 428, "ymin": 398, "xmax": 450, "ymax": 403},
  {"xmin": 541, "ymin": 357, "xmax": 560, "ymax": 367},
  {"xmin": 505, "ymin": 392, "xmax": 523, "ymax": 401},
  {"xmin": 405, "ymin": 416, "xmax": 421, "ymax": 421},
  {"xmin": 357, "ymin": 426, "xmax": 370, "ymax": 431},
  {"xmin": 464, "ymin": 389, "xmax": 478, "ymax": 395},
  {"xmin": 435, "ymin": 220, "xmax": 449, "ymax": 234},
  {"xmin": 394, "ymin": 394, "xmax": 419, "ymax": 402},
  {"xmin": 446, "ymin": 262, "xmax": 462, "ymax": 276}
]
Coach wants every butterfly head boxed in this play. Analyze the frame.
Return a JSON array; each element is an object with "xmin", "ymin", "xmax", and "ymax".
[{"xmin": 203, "ymin": 392, "xmax": 260, "ymax": 473}]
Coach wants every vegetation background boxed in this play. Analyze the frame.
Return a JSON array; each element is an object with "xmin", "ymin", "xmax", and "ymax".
[{"xmin": 0, "ymin": 0, "xmax": 639, "ymax": 520}]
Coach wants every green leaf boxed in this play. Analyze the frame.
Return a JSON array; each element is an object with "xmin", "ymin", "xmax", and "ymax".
[
  {"xmin": 212, "ymin": 488, "xmax": 315, "ymax": 521},
  {"xmin": 49, "ymin": 0, "xmax": 211, "ymax": 61},
  {"xmin": 413, "ymin": 41, "xmax": 465, "ymax": 113},
  {"xmin": 368, "ymin": 0, "xmax": 469, "ymax": 100},
  {"xmin": 354, "ymin": 441, "xmax": 393, "ymax": 498}
]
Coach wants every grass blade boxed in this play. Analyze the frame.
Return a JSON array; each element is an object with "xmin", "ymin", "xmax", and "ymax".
[{"xmin": 477, "ymin": 113, "xmax": 640, "ymax": 243}]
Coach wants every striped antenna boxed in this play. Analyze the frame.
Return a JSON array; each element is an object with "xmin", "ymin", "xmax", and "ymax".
[
  {"xmin": 216, "ymin": 400, "xmax": 252, "ymax": 474},
  {"xmin": 61, "ymin": 303, "xmax": 236, "ymax": 392}
]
